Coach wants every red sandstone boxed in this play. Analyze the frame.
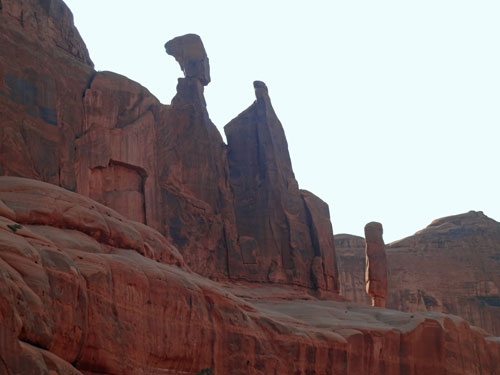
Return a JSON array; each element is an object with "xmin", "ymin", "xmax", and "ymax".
[
  {"xmin": 0, "ymin": 0, "xmax": 499, "ymax": 373},
  {"xmin": 0, "ymin": 177, "xmax": 499, "ymax": 374},
  {"xmin": 337, "ymin": 211, "xmax": 500, "ymax": 337},
  {"xmin": 364, "ymin": 222, "xmax": 387, "ymax": 307}
]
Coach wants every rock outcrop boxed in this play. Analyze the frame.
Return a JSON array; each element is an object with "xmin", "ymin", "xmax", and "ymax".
[
  {"xmin": 335, "ymin": 234, "xmax": 372, "ymax": 305},
  {"xmin": 1, "ymin": 1, "xmax": 499, "ymax": 373},
  {"xmin": 224, "ymin": 81, "xmax": 339, "ymax": 292},
  {"xmin": 153, "ymin": 34, "xmax": 239, "ymax": 279},
  {"xmin": 337, "ymin": 211, "xmax": 500, "ymax": 336},
  {"xmin": 0, "ymin": 0, "xmax": 93, "ymax": 189},
  {"xmin": 0, "ymin": 0, "xmax": 93, "ymax": 66},
  {"xmin": 364, "ymin": 222, "xmax": 387, "ymax": 307},
  {"xmin": 76, "ymin": 61, "xmax": 237, "ymax": 280},
  {"xmin": 1, "ymin": 177, "xmax": 499, "ymax": 375},
  {"xmin": 0, "ymin": 2, "xmax": 339, "ymax": 293}
]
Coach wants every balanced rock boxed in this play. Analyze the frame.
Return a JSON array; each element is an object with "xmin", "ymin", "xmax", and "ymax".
[
  {"xmin": 364, "ymin": 222, "xmax": 388, "ymax": 307},
  {"xmin": 165, "ymin": 33, "xmax": 210, "ymax": 85}
]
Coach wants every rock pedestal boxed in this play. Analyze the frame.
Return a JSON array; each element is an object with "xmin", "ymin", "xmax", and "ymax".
[{"xmin": 364, "ymin": 222, "xmax": 388, "ymax": 307}]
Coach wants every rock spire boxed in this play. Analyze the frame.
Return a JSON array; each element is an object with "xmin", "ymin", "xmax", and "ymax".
[{"xmin": 364, "ymin": 222, "xmax": 388, "ymax": 307}]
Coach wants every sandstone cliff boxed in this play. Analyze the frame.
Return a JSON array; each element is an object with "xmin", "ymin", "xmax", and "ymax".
[
  {"xmin": 0, "ymin": 0, "xmax": 338, "ymax": 291},
  {"xmin": 225, "ymin": 81, "xmax": 339, "ymax": 292},
  {"xmin": 1, "ymin": 1, "xmax": 500, "ymax": 374},
  {"xmin": 0, "ymin": 0, "xmax": 93, "ymax": 189},
  {"xmin": 336, "ymin": 211, "xmax": 500, "ymax": 337},
  {"xmin": 1, "ymin": 177, "xmax": 499, "ymax": 375}
]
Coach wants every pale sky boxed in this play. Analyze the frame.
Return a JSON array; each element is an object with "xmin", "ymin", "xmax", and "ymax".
[{"xmin": 64, "ymin": 0, "xmax": 500, "ymax": 243}]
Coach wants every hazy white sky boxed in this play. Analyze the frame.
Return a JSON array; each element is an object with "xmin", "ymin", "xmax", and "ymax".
[{"xmin": 64, "ymin": 0, "xmax": 500, "ymax": 242}]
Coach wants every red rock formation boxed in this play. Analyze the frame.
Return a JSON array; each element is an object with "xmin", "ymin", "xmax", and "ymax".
[
  {"xmin": 364, "ymin": 222, "xmax": 387, "ymax": 307},
  {"xmin": 1, "ymin": 177, "xmax": 499, "ymax": 375},
  {"xmin": 1, "ymin": 2, "xmax": 499, "ymax": 372},
  {"xmin": 165, "ymin": 33, "xmax": 211, "ymax": 85},
  {"xmin": 0, "ymin": 0, "xmax": 92, "ymax": 66},
  {"xmin": 337, "ymin": 211, "xmax": 500, "ymax": 336},
  {"xmin": 155, "ymin": 34, "xmax": 241, "ymax": 279},
  {"xmin": 0, "ymin": 0, "xmax": 93, "ymax": 189},
  {"xmin": 74, "ymin": 67, "xmax": 238, "ymax": 280},
  {"xmin": 224, "ymin": 81, "xmax": 339, "ymax": 293},
  {"xmin": 0, "ymin": 2, "xmax": 339, "ymax": 293},
  {"xmin": 336, "ymin": 234, "xmax": 372, "ymax": 305}
]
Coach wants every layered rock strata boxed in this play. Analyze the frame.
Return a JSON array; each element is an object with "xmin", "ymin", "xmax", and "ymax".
[
  {"xmin": 335, "ymin": 234, "xmax": 372, "ymax": 305},
  {"xmin": 1, "ymin": 1, "xmax": 499, "ymax": 372},
  {"xmin": 337, "ymin": 211, "xmax": 500, "ymax": 336},
  {"xmin": 224, "ymin": 81, "xmax": 339, "ymax": 292},
  {"xmin": 0, "ymin": 0, "xmax": 93, "ymax": 189},
  {"xmin": 0, "ymin": 0, "xmax": 339, "ymax": 292},
  {"xmin": 364, "ymin": 222, "xmax": 387, "ymax": 307},
  {"xmin": 0, "ymin": 177, "xmax": 499, "ymax": 375}
]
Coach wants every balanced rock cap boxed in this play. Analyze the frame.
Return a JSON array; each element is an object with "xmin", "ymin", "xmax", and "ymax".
[
  {"xmin": 165, "ymin": 34, "xmax": 211, "ymax": 86},
  {"xmin": 365, "ymin": 222, "xmax": 383, "ymax": 242}
]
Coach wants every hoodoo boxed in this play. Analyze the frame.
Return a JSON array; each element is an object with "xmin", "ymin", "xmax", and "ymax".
[{"xmin": 364, "ymin": 222, "xmax": 388, "ymax": 307}]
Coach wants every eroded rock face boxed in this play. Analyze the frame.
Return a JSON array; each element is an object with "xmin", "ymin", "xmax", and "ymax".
[
  {"xmin": 157, "ymin": 35, "xmax": 241, "ymax": 279},
  {"xmin": 76, "ymin": 71, "xmax": 162, "ymax": 230},
  {"xmin": 76, "ymin": 64, "xmax": 238, "ymax": 280},
  {"xmin": 0, "ymin": 4, "xmax": 239, "ymax": 281},
  {"xmin": 0, "ymin": 2, "xmax": 340, "ymax": 293},
  {"xmin": 1, "ymin": 0, "xmax": 93, "ymax": 66},
  {"xmin": 224, "ymin": 81, "xmax": 339, "ymax": 293},
  {"xmin": 0, "ymin": 0, "xmax": 94, "ymax": 189},
  {"xmin": 336, "ymin": 234, "xmax": 372, "ymax": 305},
  {"xmin": 337, "ymin": 211, "xmax": 500, "ymax": 336},
  {"xmin": 364, "ymin": 222, "xmax": 387, "ymax": 307},
  {"xmin": 1, "ymin": 177, "xmax": 499, "ymax": 375}
]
